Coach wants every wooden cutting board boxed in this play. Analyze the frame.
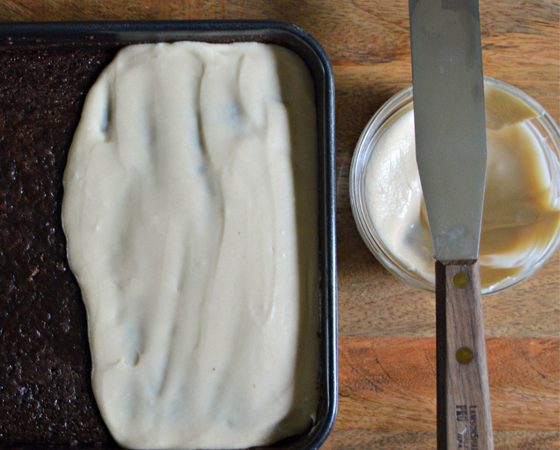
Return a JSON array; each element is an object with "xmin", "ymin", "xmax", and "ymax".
[{"xmin": 2, "ymin": 1, "xmax": 558, "ymax": 448}]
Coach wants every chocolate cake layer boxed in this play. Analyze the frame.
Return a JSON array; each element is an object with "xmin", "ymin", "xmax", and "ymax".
[{"xmin": 0, "ymin": 42, "xmax": 120, "ymax": 448}]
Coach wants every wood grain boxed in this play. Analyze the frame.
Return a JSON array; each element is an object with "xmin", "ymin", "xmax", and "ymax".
[
  {"xmin": 337, "ymin": 255, "xmax": 560, "ymax": 337},
  {"xmin": 0, "ymin": 0, "xmax": 223, "ymax": 21},
  {"xmin": 322, "ymin": 431, "xmax": 560, "ymax": 450},
  {"xmin": 337, "ymin": 337, "xmax": 559, "ymax": 431},
  {"xmin": 0, "ymin": 1, "xmax": 558, "ymax": 448}
]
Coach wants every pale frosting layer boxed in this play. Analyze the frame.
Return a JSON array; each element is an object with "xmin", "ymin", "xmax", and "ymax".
[{"xmin": 62, "ymin": 42, "xmax": 319, "ymax": 449}]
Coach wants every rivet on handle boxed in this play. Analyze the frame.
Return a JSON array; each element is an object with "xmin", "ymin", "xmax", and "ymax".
[
  {"xmin": 456, "ymin": 347, "xmax": 474, "ymax": 365},
  {"xmin": 453, "ymin": 271, "xmax": 469, "ymax": 288}
]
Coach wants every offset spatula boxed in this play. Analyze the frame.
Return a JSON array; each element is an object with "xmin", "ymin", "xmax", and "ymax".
[{"xmin": 408, "ymin": 1, "xmax": 493, "ymax": 449}]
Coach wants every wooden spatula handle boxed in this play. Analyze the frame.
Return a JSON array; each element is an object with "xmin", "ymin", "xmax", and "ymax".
[{"xmin": 436, "ymin": 261, "xmax": 493, "ymax": 450}]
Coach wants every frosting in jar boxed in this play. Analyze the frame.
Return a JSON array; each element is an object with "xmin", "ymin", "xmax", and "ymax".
[
  {"xmin": 365, "ymin": 85, "xmax": 560, "ymax": 292},
  {"xmin": 62, "ymin": 42, "xmax": 319, "ymax": 449}
]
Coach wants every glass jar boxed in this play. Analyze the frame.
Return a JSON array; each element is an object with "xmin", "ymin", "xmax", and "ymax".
[{"xmin": 350, "ymin": 77, "xmax": 560, "ymax": 294}]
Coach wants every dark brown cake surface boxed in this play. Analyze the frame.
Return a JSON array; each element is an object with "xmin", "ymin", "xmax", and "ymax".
[{"xmin": 0, "ymin": 41, "xmax": 120, "ymax": 448}]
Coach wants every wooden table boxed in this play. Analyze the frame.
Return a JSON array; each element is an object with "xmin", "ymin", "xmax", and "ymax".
[{"xmin": 2, "ymin": 1, "xmax": 558, "ymax": 448}]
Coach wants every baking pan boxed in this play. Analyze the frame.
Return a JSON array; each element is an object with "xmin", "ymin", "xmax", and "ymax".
[{"xmin": 0, "ymin": 21, "xmax": 337, "ymax": 449}]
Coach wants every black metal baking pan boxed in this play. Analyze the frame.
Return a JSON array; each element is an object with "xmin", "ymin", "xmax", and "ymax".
[{"xmin": 0, "ymin": 21, "xmax": 337, "ymax": 449}]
